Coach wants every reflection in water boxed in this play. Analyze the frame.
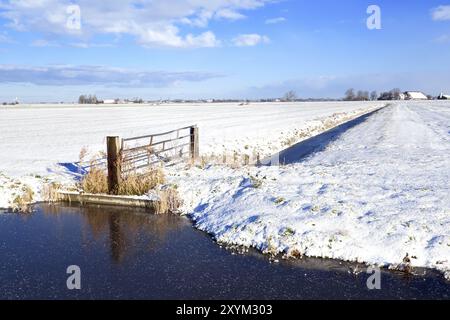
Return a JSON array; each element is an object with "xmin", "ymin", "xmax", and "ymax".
[
  {"xmin": 41, "ymin": 203, "xmax": 184, "ymax": 263},
  {"xmin": 1, "ymin": 204, "xmax": 448, "ymax": 300},
  {"xmin": 109, "ymin": 214, "xmax": 125, "ymax": 263}
]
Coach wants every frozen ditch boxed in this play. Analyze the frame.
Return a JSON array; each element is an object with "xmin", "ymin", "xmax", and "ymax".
[{"xmin": 1, "ymin": 203, "xmax": 448, "ymax": 299}]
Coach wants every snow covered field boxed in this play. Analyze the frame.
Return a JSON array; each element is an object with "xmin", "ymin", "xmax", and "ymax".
[
  {"xmin": 0, "ymin": 101, "xmax": 380, "ymax": 208},
  {"xmin": 0, "ymin": 101, "xmax": 381, "ymax": 177},
  {"xmin": 174, "ymin": 101, "xmax": 450, "ymax": 277},
  {"xmin": 1, "ymin": 100, "xmax": 449, "ymax": 278}
]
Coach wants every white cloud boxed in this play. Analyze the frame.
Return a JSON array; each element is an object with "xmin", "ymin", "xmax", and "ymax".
[
  {"xmin": 0, "ymin": 0, "xmax": 269, "ymax": 48},
  {"xmin": 139, "ymin": 28, "xmax": 221, "ymax": 48},
  {"xmin": 31, "ymin": 39, "xmax": 116, "ymax": 48},
  {"xmin": 179, "ymin": 10, "xmax": 214, "ymax": 28},
  {"xmin": 431, "ymin": 5, "xmax": 450, "ymax": 21},
  {"xmin": 31, "ymin": 39, "xmax": 60, "ymax": 47},
  {"xmin": 232, "ymin": 33, "xmax": 270, "ymax": 46},
  {"xmin": 265, "ymin": 17, "xmax": 286, "ymax": 24},
  {"xmin": 0, "ymin": 64, "xmax": 223, "ymax": 87},
  {"xmin": 0, "ymin": 32, "xmax": 14, "ymax": 43},
  {"xmin": 434, "ymin": 34, "xmax": 450, "ymax": 43},
  {"xmin": 184, "ymin": 31, "xmax": 221, "ymax": 48},
  {"xmin": 215, "ymin": 8, "xmax": 246, "ymax": 20},
  {"xmin": 69, "ymin": 42, "xmax": 115, "ymax": 48}
]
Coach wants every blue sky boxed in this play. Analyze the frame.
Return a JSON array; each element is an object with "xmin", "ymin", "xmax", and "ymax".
[{"xmin": 0, "ymin": 0, "xmax": 450, "ymax": 102}]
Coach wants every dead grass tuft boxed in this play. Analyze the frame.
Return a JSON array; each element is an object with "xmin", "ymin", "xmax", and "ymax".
[
  {"xmin": 154, "ymin": 186, "xmax": 183, "ymax": 214},
  {"xmin": 250, "ymin": 175, "xmax": 263, "ymax": 188},
  {"xmin": 12, "ymin": 185, "xmax": 34, "ymax": 213},
  {"xmin": 76, "ymin": 148, "xmax": 180, "ymax": 213},
  {"xmin": 118, "ymin": 167, "xmax": 165, "ymax": 196},
  {"xmin": 80, "ymin": 167, "xmax": 109, "ymax": 194},
  {"xmin": 79, "ymin": 160, "xmax": 165, "ymax": 197},
  {"xmin": 42, "ymin": 182, "xmax": 63, "ymax": 202}
]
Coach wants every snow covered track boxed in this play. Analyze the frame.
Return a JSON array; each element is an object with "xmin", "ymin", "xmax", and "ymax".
[
  {"xmin": 271, "ymin": 107, "xmax": 384, "ymax": 165},
  {"xmin": 178, "ymin": 102, "xmax": 450, "ymax": 277}
]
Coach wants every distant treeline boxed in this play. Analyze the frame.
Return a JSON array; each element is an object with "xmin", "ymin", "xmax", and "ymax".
[
  {"xmin": 78, "ymin": 95, "xmax": 144, "ymax": 104},
  {"xmin": 78, "ymin": 94, "xmax": 100, "ymax": 104},
  {"xmin": 344, "ymin": 88, "xmax": 433, "ymax": 101},
  {"xmin": 343, "ymin": 88, "xmax": 404, "ymax": 101}
]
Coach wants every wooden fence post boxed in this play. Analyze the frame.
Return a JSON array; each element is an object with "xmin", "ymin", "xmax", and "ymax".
[
  {"xmin": 190, "ymin": 125, "xmax": 199, "ymax": 161},
  {"xmin": 107, "ymin": 136, "xmax": 121, "ymax": 195}
]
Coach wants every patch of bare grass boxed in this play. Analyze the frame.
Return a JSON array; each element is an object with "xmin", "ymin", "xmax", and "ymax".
[
  {"xmin": 118, "ymin": 167, "xmax": 165, "ymax": 196},
  {"xmin": 42, "ymin": 182, "xmax": 63, "ymax": 202},
  {"xmin": 77, "ymin": 148, "xmax": 180, "ymax": 213},
  {"xmin": 79, "ymin": 166, "xmax": 165, "ymax": 196},
  {"xmin": 154, "ymin": 186, "xmax": 183, "ymax": 214},
  {"xmin": 80, "ymin": 167, "xmax": 109, "ymax": 194},
  {"xmin": 79, "ymin": 148, "xmax": 166, "ymax": 198},
  {"xmin": 12, "ymin": 185, "xmax": 34, "ymax": 213}
]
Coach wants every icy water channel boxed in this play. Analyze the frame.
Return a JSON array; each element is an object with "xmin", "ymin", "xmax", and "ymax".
[{"xmin": 0, "ymin": 204, "xmax": 448, "ymax": 299}]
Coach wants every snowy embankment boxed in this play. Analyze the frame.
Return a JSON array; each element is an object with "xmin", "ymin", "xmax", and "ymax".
[
  {"xmin": 3, "ymin": 100, "xmax": 448, "ymax": 278},
  {"xmin": 172, "ymin": 101, "xmax": 450, "ymax": 278},
  {"xmin": 0, "ymin": 101, "xmax": 381, "ymax": 208}
]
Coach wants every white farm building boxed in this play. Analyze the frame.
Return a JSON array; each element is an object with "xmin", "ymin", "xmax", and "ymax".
[
  {"xmin": 403, "ymin": 91, "xmax": 428, "ymax": 100},
  {"xmin": 103, "ymin": 99, "xmax": 120, "ymax": 104},
  {"xmin": 438, "ymin": 93, "xmax": 450, "ymax": 100}
]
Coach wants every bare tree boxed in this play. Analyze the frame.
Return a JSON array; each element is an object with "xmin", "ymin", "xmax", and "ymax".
[
  {"xmin": 283, "ymin": 90, "xmax": 297, "ymax": 102},
  {"xmin": 356, "ymin": 90, "xmax": 369, "ymax": 101},
  {"xmin": 378, "ymin": 88, "xmax": 403, "ymax": 100},
  {"xmin": 370, "ymin": 91, "xmax": 378, "ymax": 101},
  {"xmin": 363, "ymin": 91, "xmax": 370, "ymax": 101},
  {"xmin": 344, "ymin": 88, "xmax": 355, "ymax": 101},
  {"xmin": 390, "ymin": 88, "xmax": 401, "ymax": 100},
  {"xmin": 79, "ymin": 94, "xmax": 99, "ymax": 104},
  {"xmin": 378, "ymin": 91, "xmax": 392, "ymax": 100}
]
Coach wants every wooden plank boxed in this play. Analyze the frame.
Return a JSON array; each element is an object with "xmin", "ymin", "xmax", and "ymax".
[{"xmin": 57, "ymin": 192, "xmax": 156, "ymax": 210}]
